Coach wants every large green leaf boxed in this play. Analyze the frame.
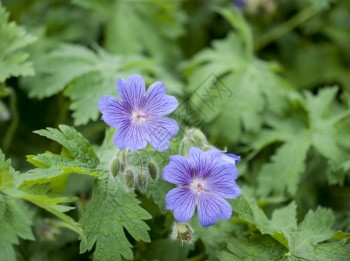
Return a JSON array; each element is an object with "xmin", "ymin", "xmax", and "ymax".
[{"xmin": 0, "ymin": 3, "xmax": 36, "ymax": 82}]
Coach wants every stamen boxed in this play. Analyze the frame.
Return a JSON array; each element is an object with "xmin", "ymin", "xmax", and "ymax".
[
  {"xmin": 190, "ymin": 177, "xmax": 207, "ymax": 194},
  {"xmin": 131, "ymin": 110, "xmax": 148, "ymax": 124}
]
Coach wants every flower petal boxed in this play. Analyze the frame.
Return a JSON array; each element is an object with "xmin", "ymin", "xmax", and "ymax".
[
  {"xmin": 98, "ymin": 96, "xmax": 130, "ymax": 128},
  {"xmin": 197, "ymin": 193, "xmax": 232, "ymax": 227},
  {"xmin": 142, "ymin": 81, "xmax": 178, "ymax": 116},
  {"xmin": 116, "ymin": 74, "xmax": 145, "ymax": 108},
  {"xmin": 113, "ymin": 122, "xmax": 149, "ymax": 152},
  {"xmin": 188, "ymin": 148, "xmax": 222, "ymax": 179},
  {"xmin": 147, "ymin": 118, "xmax": 179, "ymax": 152},
  {"xmin": 165, "ymin": 188, "xmax": 196, "ymax": 223},
  {"xmin": 205, "ymin": 164, "xmax": 241, "ymax": 199},
  {"xmin": 162, "ymin": 155, "xmax": 193, "ymax": 185},
  {"xmin": 222, "ymin": 153, "xmax": 241, "ymax": 164}
]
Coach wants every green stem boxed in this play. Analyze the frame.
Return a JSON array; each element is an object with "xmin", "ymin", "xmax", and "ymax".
[
  {"xmin": 255, "ymin": 6, "xmax": 318, "ymax": 51},
  {"xmin": 144, "ymin": 149, "xmax": 152, "ymax": 161},
  {"xmin": 135, "ymin": 151, "xmax": 143, "ymax": 171},
  {"xmin": 2, "ymin": 88, "xmax": 19, "ymax": 153}
]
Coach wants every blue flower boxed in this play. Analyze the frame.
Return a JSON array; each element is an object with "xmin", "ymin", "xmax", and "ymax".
[
  {"xmin": 163, "ymin": 148, "xmax": 241, "ymax": 227},
  {"xmin": 98, "ymin": 74, "xmax": 179, "ymax": 152}
]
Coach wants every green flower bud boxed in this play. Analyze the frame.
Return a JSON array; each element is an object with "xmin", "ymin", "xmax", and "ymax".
[
  {"xmin": 191, "ymin": 128, "xmax": 207, "ymax": 142},
  {"xmin": 120, "ymin": 162, "xmax": 126, "ymax": 172},
  {"xmin": 124, "ymin": 169, "xmax": 135, "ymax": 188},
  {"xmin": 137, "ymin": 172, "xmax": 147, "ymax": 193},
  {"xmin": 171, "ymin": 223, "xmax": 193, "ymax": 244},
  {"xmin": 147, "ymin": 160, "xmax": 158, "ymax": 180},
  {"xmin": 110, "ymin": 157, "xmax": 120, "ymax": 177}
]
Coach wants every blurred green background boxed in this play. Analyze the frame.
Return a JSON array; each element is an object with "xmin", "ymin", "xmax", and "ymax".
[{"xmin": 1, "ymin": 0, "xmax": 350, "ymax": 260}]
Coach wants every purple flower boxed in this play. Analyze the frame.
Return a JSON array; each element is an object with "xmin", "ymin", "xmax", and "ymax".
[
  {"xmin": 98, "ymin": 74, "xmax": 179, "ymax": 152},
  {"xmin": 234, "ymin": 0, "xmax": 246, "ymax": 8},
  {"xmin": 163, "ymin": 147, "xmax": 241, "ymax": 227},
  {"xmin": 221, "ymin": 153, "xmax": 241, "ymax": 165}
]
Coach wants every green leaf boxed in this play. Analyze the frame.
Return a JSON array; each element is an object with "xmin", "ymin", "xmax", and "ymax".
[
  {"xmin": 23, "ymin": 125, "xmax": 99, "ymax": 188},
  {"xmin": 313, "ymin": 240, "xmax": 350, "ymax": 260},
  {"xmin": 26, "ymin": 44, "xmax": 180, "ymax": 125},
  {"xmin": 79, "ymin": 129, "xmax": 151, "ymax": 261},
  {"xmin": 255, "ymin": 87, "xmax": 350, "ymax": 197},
  {"xmin": 73, "ymin": 0, "xmax": 186, "ymax": 65},
  {"xmin": 0, "ymin": 149, "xmax": 17, "ymax": 190},
  {"xmin": 183, "ymin": 31, "xmax": 290, "ymax": 144},
  {"xmin": 79, "ymin": 172, "xmax": 151, "ymax": 261},
  {"xmin": 1, "ymin": 146, "xmax": 86, "ymax": 242},
  {"xmin": 0, "ymin": 194, "xmax": 34, "ymax": 261},
  {"xmin": 190, "ymin": 218, "xmax": 240, "ymax": 261},
  {"xmin": 218, "ymin": 234, "xmax": 287, "ymax": 261},
  {"xmin": 0, "ymin": 2, "xmax": 36, "ymax": 82},
  {"xmin": 257, "ymin": 135, "xmax": 310, "ymax": 196},
  {"xmin": 231, "ymin": 195, "xmax": 350, "ymax": 260},
  {"xmin": 231, "ymin": 194, "xmax": 270, "ymax": 233},
  {"xmin": 0, "ymin": 150, "xmax": 34, "ymax": 261},
  {"xmin": 288, "ymin": 208, "xmax": 335, "ymax": 260}
]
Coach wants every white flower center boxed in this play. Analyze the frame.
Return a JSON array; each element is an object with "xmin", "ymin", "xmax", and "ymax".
[
  {"xmin": 131, "ymin": 110, "xmax": 148, "ymax": 124},
  {"xmin": 190, "ymin": 178, "xmax": 207, "ymax": 194}
]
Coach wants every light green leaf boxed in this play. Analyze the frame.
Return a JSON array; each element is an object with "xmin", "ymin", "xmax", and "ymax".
[
  {"xmin": 0, "ymin": 3, "xmax": 36, "ymax": 82},
  {"xmin": 0, "ymin": 149, "xmax": 17, "ymax": 190},
  {"xmin": 231, "ymin": 194, "xmax": 270, "ymax": 233},
  {"xmin": 23, "ymin": 125, "xmax": 99, "ymax": 187}
]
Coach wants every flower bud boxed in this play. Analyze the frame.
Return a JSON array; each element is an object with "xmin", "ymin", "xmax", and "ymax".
[
  {"xmin": 124, "ymin": 169, "xmax": 135, "ymax": 188},
  {"xmin": 171, "ymin": 223, "xmax": 193, "ymax": 244},
  {"xmin": 191, "ymin": 128, "xmax": 207, "ymax": 143},
  {"xmin": 120, "ymin": 162, "xmax": 126, "ymax": 172},
  {"xmin": 110, "ymin": 157, "xmax": 120, "ymax": 177},
  {"xmin": 147, "ymin": 160, "xmax": 158, "ymax": 180},
  {"xmin": 137, "ymin": 172, "xmax": 147, "ymax": 193}
]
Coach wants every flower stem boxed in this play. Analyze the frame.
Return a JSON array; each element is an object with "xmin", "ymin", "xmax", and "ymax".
[
  {"xmin": 255, "ymin": 6, "xmax": 319, "ymax": 51},
  {"xmin": 2, "ymin": 87, "xmax": 18, "ymax": 153},
  {"xmin": 135, "ymin": 151, "xmax": 143, "ymax": 171}
]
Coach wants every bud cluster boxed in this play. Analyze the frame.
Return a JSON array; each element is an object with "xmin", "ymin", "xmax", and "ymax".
[{"xmin": 109, "ymin": 149, "xmax": 159, "ymax": 192}]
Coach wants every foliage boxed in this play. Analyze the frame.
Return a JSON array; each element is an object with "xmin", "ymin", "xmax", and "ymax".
[
  {"xmin": 1, "ymin": 0, "xmax": 350, "ymax": 260},
  {"xmin": 0, "ymin": 2, "xmax": 36, "ymax": 82}
]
